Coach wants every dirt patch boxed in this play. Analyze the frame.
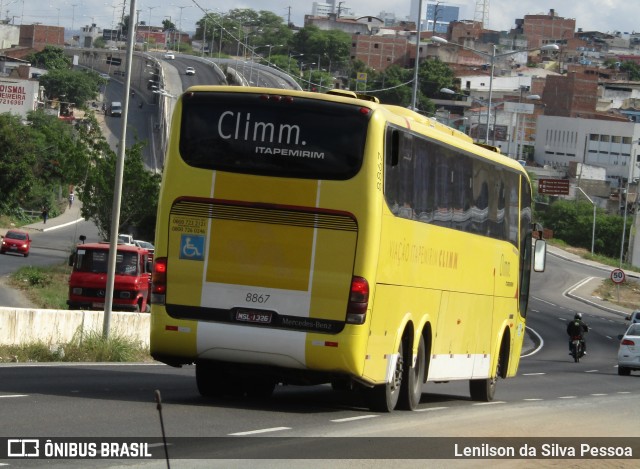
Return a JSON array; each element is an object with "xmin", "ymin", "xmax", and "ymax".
[{"xmin": 592, "ymin": 277, "xmax": 640, "ymax": 311}]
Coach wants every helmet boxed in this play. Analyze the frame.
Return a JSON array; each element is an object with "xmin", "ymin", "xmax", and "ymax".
[{"xmin": 575, "ymin": 313, "xmax": 582, "ymax": 320}]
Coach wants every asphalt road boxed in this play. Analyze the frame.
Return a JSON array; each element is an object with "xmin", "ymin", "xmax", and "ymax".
[{"xmin": 0, "ymin": 252, "xmax": 638, "ymax": 469}]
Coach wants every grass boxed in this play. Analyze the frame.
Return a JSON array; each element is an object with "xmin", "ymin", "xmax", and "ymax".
[
  {"xmin": 0, "ymin": 330, "xmax": 151, "ymax": 364},
  {"xmin": 4, "ymin": 263, "xmax": 152, "ymax": 363},
  {"xmin": 7, "ymin": 263, "xmax": 71, "ymax": 310}
]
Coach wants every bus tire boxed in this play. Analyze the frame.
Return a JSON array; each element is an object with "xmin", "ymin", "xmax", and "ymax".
[
  {"xmin": 618, "ymin": 366, "xmax": 631, "ymax": 376},
  {"xmin": 398, "ymin": 334, "xmax": 425, "ymax": 410},
  {"xmin": 367, "ymin": 340, "xmax": 403, "ymax": 412},
  {"xmin": 469, "ymin": 352, "xmax": 501, "ymax": 402},
  {"xmin": 245, "ymin": 377, "xmax": 277, "ymax": 398},
  {"xmin": 196, "ymin": 362, "xmax": 221, "ymax": 397}
]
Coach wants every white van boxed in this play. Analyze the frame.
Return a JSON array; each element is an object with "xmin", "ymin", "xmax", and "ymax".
[{"xmin": 109, "ymin": 101, "xmax": 122, "ymax": 117}]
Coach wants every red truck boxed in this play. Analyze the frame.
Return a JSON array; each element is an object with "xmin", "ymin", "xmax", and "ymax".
[{"xmin": 67, "ymin": 240, "xmax": 153, "ymax": 312}]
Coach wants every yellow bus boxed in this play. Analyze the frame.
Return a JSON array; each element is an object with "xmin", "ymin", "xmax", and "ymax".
[{"xmin": 150, "ymin": 86, "xmax": 546, "ymax": 412}]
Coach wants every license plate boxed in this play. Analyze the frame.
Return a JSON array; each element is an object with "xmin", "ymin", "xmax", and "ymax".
[
  {"xmin": 9, "ymin": 246, "xmax": 17, "ymax": 250},
  {"xmin": 235, "ymin": 309, "xmax": 272, "ymax": 324},
  {"xmin": 92, "ymin": 302, "xmax": 105, "ymax": 308}
]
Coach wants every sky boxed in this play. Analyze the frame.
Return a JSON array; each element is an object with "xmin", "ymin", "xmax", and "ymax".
[{"xmin": 10, "ymin": 0, "xmax": 639, "ymax": 35}]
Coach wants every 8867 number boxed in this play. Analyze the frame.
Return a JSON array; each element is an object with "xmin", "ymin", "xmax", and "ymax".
[{"xmin": 246, "ymin": 293, "xmax": 270, "ymax": 303}]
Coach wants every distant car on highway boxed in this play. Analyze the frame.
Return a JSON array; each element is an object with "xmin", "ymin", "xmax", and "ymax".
[
  {"xmin": 0, "ymin": 229, "xmax": 32, "ymax": 257},
  {"xmin": 618, "ymin": 322, "xmax": 640, "ymax": 375},
  {"xmin": 108, "ymin": 101, "xmax": 122, "ymax": 117},
  {"xmin": 626, "ymin": 310, "xmax": 640, "ymax": 323},
  {"xmin": 163, "ymin": 52, "xmax": 175, "ymax": 60},
  {"xmin": 185, "ymin": 66, "xmax": 196, "ymax": 76},
  {"xmin": 99, "ymin": 72, "xmax": 110, "ymax": 80}
]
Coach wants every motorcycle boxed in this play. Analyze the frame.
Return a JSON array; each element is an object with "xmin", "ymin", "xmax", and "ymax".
[{"xmin": 570, "ymin": 336, "xmax": 584, "ymax": 362}]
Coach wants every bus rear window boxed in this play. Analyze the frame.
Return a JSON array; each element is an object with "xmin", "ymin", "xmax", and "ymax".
[{"xmin": 179, "ymin": 92, "xmax": 370, "ymax": 180}]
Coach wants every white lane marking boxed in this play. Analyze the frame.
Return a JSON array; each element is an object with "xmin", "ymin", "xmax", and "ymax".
[
  {"xmin": 0, "ymin": 394, "xmax": 27, "ymax": 398},
  {"xmin": 523, "ymin": 398, "xmax": 543, "ymax": 401},
  {"xmin": 331, "ymin": 415, "xmax": 379, "ymax": 423},
  {"xmin": 415, "ymin": 406, "xmax": 448, "ymax": 412},
  {"xmin": 585, "ymin": 370, "xmax": 599, "ymax": 373},
  {"xmin": 558, "ymin": 396, "xmax": 577, "ymax": 399},
  {"xmin": 229, "ymin": 427, "xmax": 291, "ymax": 436},
  {"xmin": 531, "ymin": 296, "xmax": 556, "ymax": 307},
  {"xmin": 521, "ymin": 326, "xmax": 544, "ymax": 358},
  {"xmin": 521, "ymin": 372, "xmax": 546, "ymax": 376},
  {"xmin": 472, "ymin": 401, "xmax": 506, "ymax": 406},
  {"xmin": 590, "ymin": 393, "xmax": 607, "ymax": 396},
  {"xmin": 564, "ymin": 277, "xmax": 595, "ymax": 298}
]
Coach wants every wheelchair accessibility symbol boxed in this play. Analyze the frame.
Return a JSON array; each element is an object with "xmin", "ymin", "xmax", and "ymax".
[{"xmin": 180, "ymin": 235, "xmax": 205, "ymax": 261}]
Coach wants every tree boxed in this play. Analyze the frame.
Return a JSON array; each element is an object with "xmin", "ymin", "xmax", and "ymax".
[
  {"xmin": 620, "ymin": 61, "xmax": 640, "ymax": 81},
  {"xmin": 367, "ymin": 65, "xmax": 415, "ymax": 107},
  {"xmin": 25, "ymin": 46, "xmax": 72, "ymax": 71},
  {"xmin": 537, "ymin": 199, "xmax": 628, "ymax": 258},
  {"xmin": 162, "ymin": 18, "xmax": 176, "ymax": 31},
  {"xmin": 0, "ymin": 114, "xmax": 38, "ymax": 213},
  {"xmin": 39, "ymin": 69, "xmax": 103, "ymax": 109},
  {"xmin": 27, "ymin": 111, "xmax": 90, "ymax": 184},
  {"xmin": 79, "ymin": 141, "xmax": 161, "ymax": 241},
  {"xmin": 419, "ymin": 58, "xmax": 456, "ymax": 100},
  {"xmin": 93, "ymin": 37, "xmax": 107, "ymax": 49},
  {"xmin": 289, "ymin": 25, "xmax": 350, "ymax": 66}
]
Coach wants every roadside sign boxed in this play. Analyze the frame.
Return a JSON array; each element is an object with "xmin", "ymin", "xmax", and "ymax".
[
  {"xmin": 611, "ymin": 268, "xmax": 626, "ymax": 284},
  {"xmin": 538, "ymin": 178, "xmax": 570, "ymax": 195}
]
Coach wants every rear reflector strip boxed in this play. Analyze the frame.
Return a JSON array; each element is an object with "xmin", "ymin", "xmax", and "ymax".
[
  {"xmin": 312, "ymin": 340, "xmax": 339, "ymax": 347},
  {"xmin": 165, "ymin": 325, "xmax": 191, "ymax": 333}
]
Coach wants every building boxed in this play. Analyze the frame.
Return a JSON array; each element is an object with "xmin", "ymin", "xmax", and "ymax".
[
  {"xmin": 350, "ymin": 34, "xmax": 409, "ymax": 70},
  {"xmin": 425, "ymin": 3, "xmax": 460, "ymax": 34},
  {"xmin": 513, "ymin": 9, "xmax": 576, "ymax": 50},
  {"xmin": 19, "ymin": 24, "xmax": 64, "ymax": 51},
  {"xmin": 305, "ymin": 13, "xmax": 375, "ymax": 35},
  {"xmin": 311, "ymin": 1, "xmax": 355, "ymax": 18},
  {"xmin": 534, "ymin": 115, "xmax": 640, "ymax": 187},
  {"xmin": 0, "ymin": 23, "xmax": 19, "ymax": 50}
]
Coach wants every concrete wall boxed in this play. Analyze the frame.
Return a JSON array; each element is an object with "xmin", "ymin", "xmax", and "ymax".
[{"xmin": 0, "ymin": 308, "xmax": 149, "ymax": 347}]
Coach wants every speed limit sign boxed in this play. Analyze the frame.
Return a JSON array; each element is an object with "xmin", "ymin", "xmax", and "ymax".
[{"xmin": 611, "ymin": 268, "xmax": 626, "ymax": 284}]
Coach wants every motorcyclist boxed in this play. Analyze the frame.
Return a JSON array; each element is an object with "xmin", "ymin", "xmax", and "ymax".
[{"xmin": 566, "ymin": 312, "xmax": 589, "ymax": 355}]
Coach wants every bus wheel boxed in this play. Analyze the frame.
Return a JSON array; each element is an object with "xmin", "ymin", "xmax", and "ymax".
[
  {"xmin": 398, "ymin": 335, "xmax": 425, "ymax": 410},
  {"xmin": 245, "ymin": 377, "xmax": 277, "ymax": 398},
  {"xmin": 469, "ymin": 354, "xmax": 501, "ymax": 402},
  {"xmin": 367, "ymin": 340, "xmax": 403, "ymax": 412},
  {"xmin": 196, "ymin": 362, "xmax": 223, "ymax": 397}
]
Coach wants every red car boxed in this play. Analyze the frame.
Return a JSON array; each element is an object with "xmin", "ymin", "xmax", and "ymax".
[{"xmin": 1, "ymin": 229, "xmax": 32, "ymax": 257}]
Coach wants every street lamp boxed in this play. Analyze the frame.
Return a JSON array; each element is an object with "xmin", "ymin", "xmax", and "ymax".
[
  {"xmin": 621, "ymin": 141, "xmax": 640, "ymax": 266},
  {"xmin": 576, "ymin": 187, "xmax": 596, "ymax": 255},
  {"xmin": 410, "ymin": 1, "xmax": 448, "ymax": 111},
  {"xmin": 174, "ymin": 5, "xmax": 192, "ymax": 52},
  {"xmin": 300, "ymin": 62, "xmax": 316, "ymax": 90},
  {"xmin": 147, "ymin": 6, "xmax": 158, "ymax": 52},
  {"xmin": 288, "ymin": 52, "xmax": 304, "ymax": 74}
]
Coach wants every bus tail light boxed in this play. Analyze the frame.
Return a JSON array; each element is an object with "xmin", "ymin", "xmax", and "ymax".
[
  {"xmin": 152, "ymin": 257, "xmax": 167, "ymax": 305},
  {"xmin": 346, "ymin": 276, "xmax": 369, "ymax": 324}
]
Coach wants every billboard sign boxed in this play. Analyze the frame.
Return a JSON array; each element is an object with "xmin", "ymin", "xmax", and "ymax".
[
  {"xmin": 0, "ymin": 78, "xmax": 39, "ymax": 118},
  {"xmin": 538, "ymin": 178, "xmax": 570, "ymax": 195}
]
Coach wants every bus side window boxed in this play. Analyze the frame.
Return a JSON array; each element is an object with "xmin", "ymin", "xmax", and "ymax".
[{"xmin": 385, "ymin": 129, "xmax": 402, "ymax": 214}]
